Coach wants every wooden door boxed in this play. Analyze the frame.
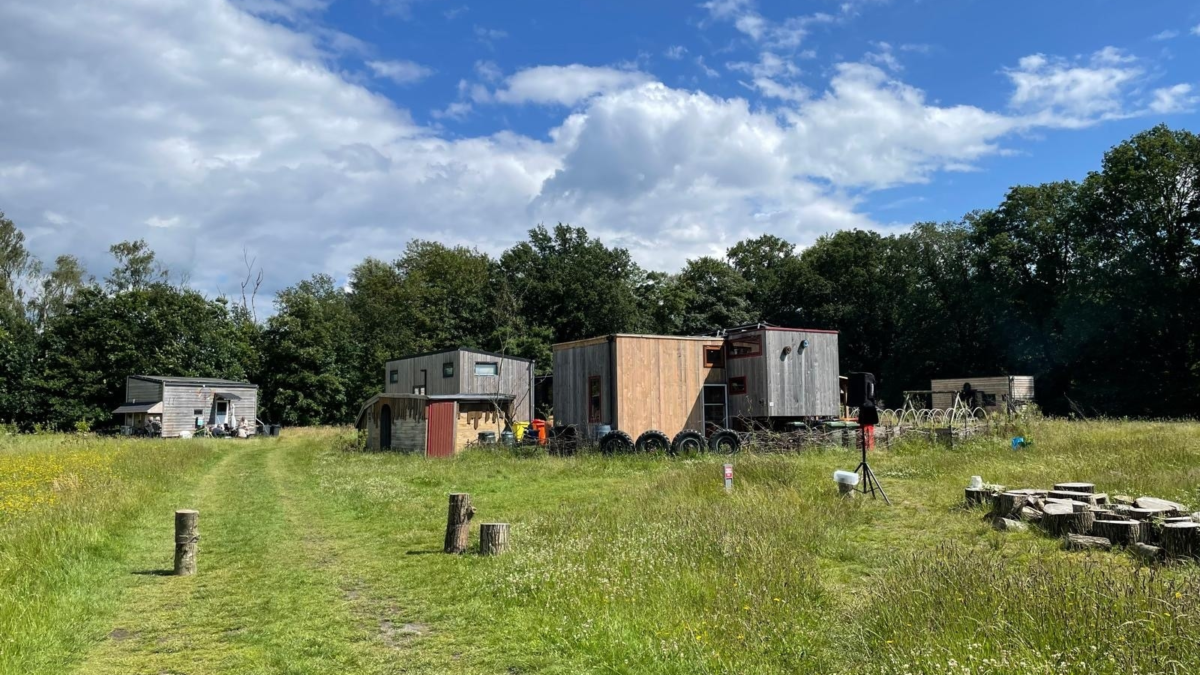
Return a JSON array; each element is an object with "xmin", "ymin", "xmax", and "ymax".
[{"xmin": 426, "ymin": 401, "xmax": 456, "ymax": 458}]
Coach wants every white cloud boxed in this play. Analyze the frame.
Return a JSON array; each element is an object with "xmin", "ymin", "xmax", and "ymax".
[
  {"xmin": 366, "ymin": 59, "xmax": 433, "ymax": 84},
  {"xmin": 493, "ymin": 65, "xmax": 653, "ymax": 106},
  {"xmin": 664, "ymin": 45, "xmax": 688, "ymax": 60},
  {"xmin": 703, "ymin": 0, "xmax": 835, "ymax": 48},
  {"xmin": 474, "ymin": 60, "xmax": 503, "ymax": 82},
  {"xmin": 1193, "ymin": 23, "xmax": 1200, "ymax": 36},
  {"xmin": 0, "ymin": 0, "xmax": 1184, "ymax": 296},
  {"xmin": 1005, "ymin": 48, "xmax": 1143, "ymax": 125},
  {"xmin": 1151, "ymin": 29, "xmax": 1178, "ymax": 41},
  {"xmin": 727, "ymin": 52, "xmax": 806, "ymax": 101},
  {"xmin": 43, "ymin": 210, "xmax": 68, "ymax": 225},
  {"xmin": 1149, "ymin": 84, "xmax": 1198, "ymax": 114}
]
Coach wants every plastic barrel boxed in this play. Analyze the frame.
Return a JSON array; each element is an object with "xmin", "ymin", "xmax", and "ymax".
[
  {"xmin": 478, "ymin": 431, "xmax": 497, "ymax": 444},
  {"xmin": 500, "ymin": 430, "xmax": 515, "ymax": 446},
  {"xmin": 591, "ymin": 424, "xmax": 612, "ymax": 441}
]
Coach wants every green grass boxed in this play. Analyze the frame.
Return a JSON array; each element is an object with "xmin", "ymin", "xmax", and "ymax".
[{"xmin": 3, "ymin": 420, "xmax": 1200, "ymax": 673}]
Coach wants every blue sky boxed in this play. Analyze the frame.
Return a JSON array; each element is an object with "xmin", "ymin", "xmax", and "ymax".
[{"xmin": 0, "ymin": 0, "xmax": 1197, "ymax": 295}]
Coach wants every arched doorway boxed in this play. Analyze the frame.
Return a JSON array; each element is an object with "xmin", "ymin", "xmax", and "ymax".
[{"xmin": 379, "ymin": 404, "xmax": 392, "ymax": 449}]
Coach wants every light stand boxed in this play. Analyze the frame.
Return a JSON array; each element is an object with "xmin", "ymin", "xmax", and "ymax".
[{"xmin": 854, "ymin": 425, "xmax": 891, "ymax": 505}]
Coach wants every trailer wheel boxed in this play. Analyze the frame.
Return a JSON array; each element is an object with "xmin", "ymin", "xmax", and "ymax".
[
  {"xmin": 671, "ymin": 429, "xmax": 706, "ymax": 456},
  {"xmin": 708, "ymin": 429, "xmax": 741, "ymax": 455},
  {"xmin": 599, "ymin": 430, "xmax": 635, "ymax": 455},
  {"xmin": 635, "ymin": 429, "xmax": 671, "ymax": 454}
]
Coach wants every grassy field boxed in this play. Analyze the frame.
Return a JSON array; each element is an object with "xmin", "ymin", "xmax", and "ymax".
[{"xmin": 3, "ymin": 420, "xmax": 1200, "ymax": 674}]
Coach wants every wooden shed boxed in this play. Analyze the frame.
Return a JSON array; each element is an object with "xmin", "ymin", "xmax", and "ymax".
[
  {"xmin": 355, "ymin": 393, "xmax": 514, "ymax": 454},
  {"xmin": 114, "ymin": 375, "xmax": 259, "ymax": 437},
  {"xmin": 382, "ymin": 348, "xmax": 533, "ymax": 424},
  {"xmin": 552, "ymin": 327, "xmax": 840, "ymax": 441},
  {"xmin": 930, "ymin": 376, "xmax": 1035, "ymax": 411}
]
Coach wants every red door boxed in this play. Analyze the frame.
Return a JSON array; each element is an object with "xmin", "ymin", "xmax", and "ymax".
[{"xmin": 426, "ymin": 401, "xmax": 456, "ymax": 458}]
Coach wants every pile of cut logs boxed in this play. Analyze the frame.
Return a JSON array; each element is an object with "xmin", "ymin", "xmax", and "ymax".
[{"xmin": 966, "ymin": 482, "xmax": 1199, "ymax": 561}]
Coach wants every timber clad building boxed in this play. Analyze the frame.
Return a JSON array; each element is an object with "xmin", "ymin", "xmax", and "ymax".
[
  {"xmin": 114, "ymin": 375, "xmax": 259, "ymax": 437},
  {"xmin": 553, "ymin": 326, "xmax": 840, "ymax": 441},
  {"xmin": 356, "ymin": 348, "xmax": 533, "ymax": 454}
]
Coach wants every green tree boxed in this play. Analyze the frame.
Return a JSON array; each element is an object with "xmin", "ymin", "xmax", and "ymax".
[
  {"xmin": 671, "ymin": 257, "xmax": 756, "ymax": 335},
  {"xmin": 105, "ymin": 239, "xmax": 164, "ymax": 293}
]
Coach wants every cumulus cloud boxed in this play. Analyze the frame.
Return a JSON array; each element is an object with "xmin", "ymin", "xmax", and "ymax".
[
  {"xmin": 366, "ymin": 59, "xmax": 433, "ymax": 84},
  {"xmin": 492, "ymin": 65, "xmax": 653, "ymax": 106},
  {"xmin": 703, "ymin": 0, "xmax": 834, "ymax": 49},
  {"xmin": 0, "ymin": 0, "xmax": 1187, "ymax": 298},
  {"xmin": 1005, "ymin": 48, "xmax": 1144, "ymax": 126},
  {"xmin": 1149, "ymin": 84, "xmax": 1198, "ymax": 114}
]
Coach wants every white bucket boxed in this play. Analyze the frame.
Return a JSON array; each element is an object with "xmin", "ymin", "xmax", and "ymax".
[
  {"xmin": 969, "ymin": 475, "xmax": 983, "ymax": 489},
  {"xmin": 833, "ymin": 470, "xmax": 860, "ymax": 486}
]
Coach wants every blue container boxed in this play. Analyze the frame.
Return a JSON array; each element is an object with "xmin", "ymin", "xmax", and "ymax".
[
  {"xmin": 591, "ymin": 424, "xmax": 612, "ymax": 440},
  {"xmin": 478, "ymin": 431, "xmax": 497, "ymax": 444},
  {"xmin": 500, "ymin": 430, "xmax": 515, "ymax": 446}
]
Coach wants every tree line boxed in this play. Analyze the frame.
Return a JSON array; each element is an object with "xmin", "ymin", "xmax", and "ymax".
[{"xmin": 1, "ymin": 125, "xmax": 1197, "ymax": 429}]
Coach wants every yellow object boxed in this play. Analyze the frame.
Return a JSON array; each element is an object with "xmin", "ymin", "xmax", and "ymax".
[{"xmin": 513, "ymin": 422, "xmax": 529, "ymax": 441}]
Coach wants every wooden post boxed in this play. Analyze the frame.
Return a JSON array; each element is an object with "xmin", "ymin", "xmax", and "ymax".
[
  {"xmin": 173, "ymin": 509, "xmax": 199, "ymax": 576},
  {"xmin": 479, "ymin": 523, "xmax": 510, "ymax": 556},
  {"xmin": 443, "ymin": 493, "xmax": 475, "ymax": 554}
]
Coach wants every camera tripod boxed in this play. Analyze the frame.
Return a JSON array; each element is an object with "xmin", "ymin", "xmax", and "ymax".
[{"xmin": 854, "ymin": 426, "xmax": 891, "ymax": 504}]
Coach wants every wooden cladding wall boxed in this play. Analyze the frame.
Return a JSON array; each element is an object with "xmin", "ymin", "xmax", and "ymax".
[
  {"xmin": 383, "ymin": 353, "xmax": 460, "ymax": 397},
  {"xmin": 612, "ymin": 335, "xmax": 724, "ymax": 441},
  {"xmin": 361, "ymin": 396, "xmax": 427, "ymax": 451},
  {"xmin": 930, "ymin": 376, "xmax": 1035, "ymax": 410},
  {"xmin": 726, "ymin": 330, "xmax": 839, "ymax": 419},
  {"xmin": 125, "ymin": 377, "xmax": 162, "ymax": 404},
  {"xmin": 454, "ymin": 401, "xmax": 508, "ymax": 452},
  {"xmin": 160, "ymin": 384, "xmax": 259, "ymax": 438},
  {"xmin": 552, "ymin": 339, "xmax": 613, "ymax": 429},
  {"xmin": 383, "ymin": 350, "xmax": 533, "ymax": 422}
]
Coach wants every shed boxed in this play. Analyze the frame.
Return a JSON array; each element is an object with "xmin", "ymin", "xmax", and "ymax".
[
  {"xmin": 930, "ymin": 376, "xmax": 1035, "ymax": 411},
  {"xmin": 115, "ymin": 375, "xmax": 259, "ymax": 437},
  {"xmin": 552, "ymin": 326, "xmax": 840, "ymax": 442},
  {"xmin": 355, "ymin": 393, "xmax": 514, "ymax": 454}
]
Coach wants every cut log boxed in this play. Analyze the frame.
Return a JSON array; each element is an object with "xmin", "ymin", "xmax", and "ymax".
[
  {"xmin": 479, "ymin": 523, "xmax": 510, "ymax": 556},
  {"xmin": 173, "ymin": 509, "xmax": 199, "ymax": 576},
  {"xmin": 1043, "ymin": 506, "xmax": 1095, "ymax": 537},
  {"xmin": 1112, "ymin": 495, "xmax": 1135, "ymax": 506},
  {"xmin": 443, "ymin": 493, "xmax": 476, "ymax": 554},
  {"xmin": 1160, "ymin": 522, "xmax": 1200, "ymax": 559},
  {"xmin": 965, "ymin": 487, "xmax": 993, "ymax": 507},
  {"xmin": 1129, "ymin": 508, "xmax": 1165, "ymax": 521},
  {"xmin": 993, "ymin": 491, "xmax": 1030, "ymax": 516},
  {"xmin": 993, "ymin": 517, "xmax": 1028, "ymax": 532},
  {"xmin": 1092, "ymin": 493, "xmax": 1110, "ymax": 506},
  {"xmin": 1135, "ymin": 497, "xmax": 1186, "ymax": 516},
  {"xmin": 1131, "ymin": 543, "xmax": 1163, "ymax": 563},
  {"xmin": 1048, "ymin": 490, "xmax": 1102, "ymax": 505},
  {"xmin": 1017, "ymin": 506, "xmax": 1043, "ymax": 522},
  {"xmin": 1091, "ymin": 519, "xmax": 1143, "ymax": 546},
  {"xmin": 1009, "ymin": 488, "xmax": 1049, "ymax": 497},
  {"xmin": 1054, "ymin": 482, "xmax": 1095, "ymax": 494},
  {"xmin": 1065, "ymin": 534, "xmax": 1111, "ymax": 551}
]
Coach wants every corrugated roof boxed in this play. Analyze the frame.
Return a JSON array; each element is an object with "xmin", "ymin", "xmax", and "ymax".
[{"xmin": 131, "ymin": 375, "xmax": 257, "ymax": 387}]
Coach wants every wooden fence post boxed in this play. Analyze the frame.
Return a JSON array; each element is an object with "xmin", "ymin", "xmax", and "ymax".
[
  {"xmin": 174, "ymin": 509, "xmax": 199, "ymax": 576},
  {"xmin": 444, "ymin": 493, "xmax": 475, "ymax": 554},
  {"xmin": 480, "ymin": 523, "xmax": 510, "ymax": 556}
]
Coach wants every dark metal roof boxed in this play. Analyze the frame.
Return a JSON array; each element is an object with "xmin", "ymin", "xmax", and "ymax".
[
  {"xmin": 427, "ymin": 394, "xmax": 515, "ymax": 401},
  {"xmin": 384, "ymin": 346, "xmax": 533, "ymax": 364},
  {"xmin": 131, "ymin": 375, "xmax": 257, "ymax": 388}
]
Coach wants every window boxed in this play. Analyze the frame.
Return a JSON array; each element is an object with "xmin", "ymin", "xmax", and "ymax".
[
  {"xmin": 704, "ymin": 346, "xmax": 725, "ymax": 368},
  {"xmin": 413, "ymin": 385, "xmax": 426, "ymax": 395},
  {"xmin": 729, "ymin": 376, "xmax": 748, "ymax": 395},
  {"xmin": 727, "ymin": 334, "xmax": 762, "ymax": 358},
  {"xmin": 474, "ymin": 362, "xmax": 499, "ymax": 376},
  {"xmin": 588, "ymin": 376, "xmax": 602, "ymax": 423},
  {"xmin": 443, "ymin": 361, "xmax": 454, "ymax": 378},
  {"xmin": 389, "ymin": 369, "xmax": 399, "ymax": 384},
  {"xmin": 193, "ymin": 409, "xmax": 204, "ymax": 416}
]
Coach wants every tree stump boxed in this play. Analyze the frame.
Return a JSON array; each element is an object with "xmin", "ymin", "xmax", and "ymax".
[
  {"xmin": 443, "ymin": 493, "xmax": 476, "ymax": 554},
  {"xmin": 1135, "ymin": 497, "xmax": 1186, "ymax": 516},
  {"xmin": 1017, "ymin": 506, "xmax": 1043, "ymax": 523},
  {"xmin": 1054, "ymin": 482, "xmax": 1095, "ymax": 494},
  {"xmin": 479, "ymin": 523, "xmax": 510, "ymax": 555},
  {"xmin": 965, "ymin": 487, "xmax": 992, "ymax": 507},
  {"xmin": 173, "ymin": 509, "xmax": 199, "ymax": 576},
  {"xmin": 1161, "ymin": 522, "xmax": 1200, "ymax": 559},
  {"xmin": 1042, "ymin": 503, "xmax": 1095, "ymax": 537},
  {"xmin": 1049, "ymin": 490, "xmax": 1101, "ymax": 505},
  {"xmin": 992, "ymin": 517, "xmax": 1027, "ymax": 532},
  {"xmin": 1091, "ymin": 519, "xmax": 1143, "ymax": 546},
  {"xmin": 993, "ymin": 492, "xmax": 1029, "ymax": 516},
  {"xmin": 1065, "ymin": 534, "xmax": 1111, "ymax": 551}
]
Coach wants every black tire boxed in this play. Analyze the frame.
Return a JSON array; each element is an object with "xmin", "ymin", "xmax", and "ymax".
[
  {"xmin": 671, "ymin": 429, "xmax": 706, "ymax": 456},
  {"xmin": 635, "ymin": 429, "xmax": 671, "ymax": 453},
  {"xmin": 709, "ymin": 429, "xmax": 741, "ymax": 454},
  {"xmin": 599, "ymin": 430, "xmax": 635, "ymax": 455}
]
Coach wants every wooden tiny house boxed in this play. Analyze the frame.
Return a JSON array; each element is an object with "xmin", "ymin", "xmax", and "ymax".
[
  {"xmin": 113, "ymin": 375, "xmax": 259, "ymax": 437},
  {"xmin": 357, "ymin": 347, "xmax": 534, "ymax": 455},
  {"xmin": 552, "ymin": 326, "xmax": 840, "ymax": 441},
  {"xmin": 930, "ymin": 376, "xmax": 1035, "ymax": 411}
]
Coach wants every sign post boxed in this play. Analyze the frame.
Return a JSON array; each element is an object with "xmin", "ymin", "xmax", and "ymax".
[{"xmin": 723, "ymin": 463, "xmax": 733, "ymax": 493}]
